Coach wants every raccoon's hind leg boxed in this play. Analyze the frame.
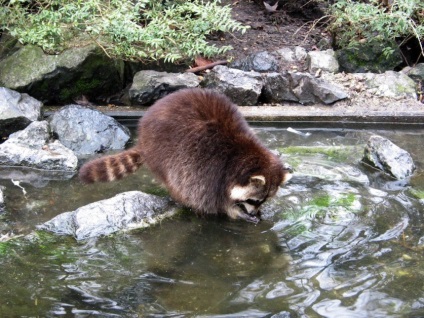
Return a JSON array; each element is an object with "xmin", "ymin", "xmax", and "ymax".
[{"xmin": 79, "ymin": 148, "xmax": 143, "ymax": 183}]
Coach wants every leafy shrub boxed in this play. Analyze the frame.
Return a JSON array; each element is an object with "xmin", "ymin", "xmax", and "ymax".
[
  {"xmin": 0, "ymin": 0, "xmax": 248, "ymax": 62},
  {"xmin": 328, "ymin": 0, "xmax": 424, "ymax": 61}
]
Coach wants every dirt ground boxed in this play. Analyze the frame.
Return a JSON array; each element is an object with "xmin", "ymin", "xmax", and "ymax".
[
  {"xmin": 206, "ymin": 0, "xmax": 424, "ymax": 115},
  {"xmin": 209, "ymin": 0, "xmax": 329, "ymax": 62}
]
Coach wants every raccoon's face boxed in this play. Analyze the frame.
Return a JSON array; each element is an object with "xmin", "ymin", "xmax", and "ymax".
[{"xmin": 228, "ymin": 171, "xmax": 292, "ymax": 223}]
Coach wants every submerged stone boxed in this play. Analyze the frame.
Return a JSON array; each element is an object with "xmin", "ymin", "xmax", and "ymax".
[
  {"xmin": 362, "ymin": 135, "xmax": 415, "ymax": 180},
  {"xmin": 38, "ymin": 191, "xmax": 178, "ymax": 240}
]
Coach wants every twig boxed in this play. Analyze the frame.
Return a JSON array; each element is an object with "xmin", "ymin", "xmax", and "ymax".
[{"xmin": 185, "ymin": 60, "xmax": 228, "ymax": 73}]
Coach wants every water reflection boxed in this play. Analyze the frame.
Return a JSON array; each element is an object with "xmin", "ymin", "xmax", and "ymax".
[{"xmin": 0, "ymin": 127, "xmax": 423, "ymax": 317}]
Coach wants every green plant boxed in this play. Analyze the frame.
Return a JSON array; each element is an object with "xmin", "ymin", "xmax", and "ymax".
[
  {"xmin": 328, "ymin": 0, "xmax": 424, "ymax": 62},
  {"xmin": 0, "ymin": 0, "xmax": 248, "ymax": 63}
]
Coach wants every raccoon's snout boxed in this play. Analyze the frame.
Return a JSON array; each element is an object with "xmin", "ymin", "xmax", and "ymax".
[{"xmin": 235, "ymin": 202, "xmax": 261, "ymax": 223}]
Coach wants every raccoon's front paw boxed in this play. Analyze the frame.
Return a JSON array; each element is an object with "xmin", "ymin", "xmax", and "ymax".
[{"xmin": 227, "ymin": 204, "xmax": 260, "ymax": 224}]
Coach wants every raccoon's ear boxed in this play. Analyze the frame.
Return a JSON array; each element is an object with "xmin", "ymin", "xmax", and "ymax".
[{"xmin": 250, "ymin": 175, "xmax": 266, "ymax": 186}]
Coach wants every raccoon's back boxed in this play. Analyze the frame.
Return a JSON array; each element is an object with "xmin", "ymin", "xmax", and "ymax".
[{"xmin": 137, "ymin": 88, "xmax": 261, "ymax": 212}]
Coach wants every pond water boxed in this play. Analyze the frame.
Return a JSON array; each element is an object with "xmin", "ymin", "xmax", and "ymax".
[{"xmin": 0, "ymin": 124, "xmax": 423, "ymax": 317}]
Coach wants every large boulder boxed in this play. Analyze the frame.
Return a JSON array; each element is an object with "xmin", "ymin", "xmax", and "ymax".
[
  {"xmin": 0, "ymin": 45, "xmax": 124, "ymax": 105},
  {"xmin": 38, "ymin": 191, "xmax": 178, "ymax": 240},
  {"xmin": 49, "ymin": 105, "xmax": 130, "ymax": 156},
  {"xmin": 0, "ymin": 121, "xmax": 78, "ymax": 171},
  {"xmin": 362, "ymin": 135, "xmax": 415, "ymax": 180},
  {"xmin": 263, "ymin": 72, "xmax": 348, "ymax": 105},
  {"xmin": 0, "ymin": 87, "xmax": 43, "ymax": 139},
  {"xmin": 201, "ymin": 65, "xmax": 263, "ymax": 105},
  {"xmin": 128, "ymin": 70, "xmax": 200, "ymax": 106}
]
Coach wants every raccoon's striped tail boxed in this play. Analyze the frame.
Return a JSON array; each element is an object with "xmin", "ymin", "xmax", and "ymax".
[{"xmin": 79, "ymin": 148, "xmax": 143, "ymax": 184}]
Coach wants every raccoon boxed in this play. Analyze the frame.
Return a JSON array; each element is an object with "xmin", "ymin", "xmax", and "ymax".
[{"xmin": 79, "ymin": 88, "xmax": 291, "ymax": 223}]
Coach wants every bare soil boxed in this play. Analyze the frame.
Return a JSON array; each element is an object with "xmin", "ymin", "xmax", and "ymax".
[
  {"xmin": 206, "ymin": 0, "xmax": 424, "ymax": 116},
  {"xmin": 209, "ymin": 0, "xmax": 329, "ymax": 61}
]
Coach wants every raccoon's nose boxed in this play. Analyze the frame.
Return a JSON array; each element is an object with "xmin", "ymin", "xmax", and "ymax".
[{"xmin": 283, "ymin": 163, "xmax": 293, "ymax": 174}]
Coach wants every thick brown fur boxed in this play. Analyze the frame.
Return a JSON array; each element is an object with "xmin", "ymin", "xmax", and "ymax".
[{"xmin": 79, "ymin": 88, "xmax": 290, "ymax": 222}]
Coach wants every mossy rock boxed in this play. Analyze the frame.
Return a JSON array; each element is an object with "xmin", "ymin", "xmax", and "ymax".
[
  {"xmin": 0, "ymin": 44, "xmax": 124, "ymax": 105},
  {"xmin": 337, "ymin": 41, "xmax": 403, "ymax": 73}
]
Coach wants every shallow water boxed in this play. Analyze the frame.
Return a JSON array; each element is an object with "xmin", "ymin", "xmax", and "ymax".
[{"xmin": 0, "ymin": 125, "xmax": 423, "ymax": 317}]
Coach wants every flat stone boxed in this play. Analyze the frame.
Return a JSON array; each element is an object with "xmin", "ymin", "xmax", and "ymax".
[{"xmin": 38, "ymin": 191, "xmax": 178, "ymax": 240}]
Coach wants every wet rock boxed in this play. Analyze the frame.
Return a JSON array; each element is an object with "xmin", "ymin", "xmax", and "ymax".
[
  {"xmin": 307, "ymin": 49, "xmax": 339, "ymax": 73},
  {"xmin": 0, "ymin": 87, "xmax": 43, "ymax": 139},
  {"xmin": 202, "ymin": 65, "xmax": 263, "ymax": 105},
  {"xmin": 230, "ymin": 51, "xmax": 279, "ymax": 72},
  {"xmin": 0, "ymin": 44, "xmax": 124, "ymax": 104},
  {"xmin": 49, "ymin": 105, "xmax": 130, "ymax": 156},
  {"xmin": 362, "ymin": 135, "xmax": 415, "ymax": 180},
  {"xmin": 128, "ymin": 70, "xmax": 200, "ymax": 106},
  {"xmin": 337, "ymin": 40, "xmax": 403, "ymax": 73},
  {"xmin": 263, "ymin": 72, "xmax": 348, "ymax": 105},
  {"xmin": 0, "ymin": 121, "xmax": 78, "ymax": 171},
  {"xmin": 38, "ymin": 191, "xmax": 178, "ymax": 240},
  {"xmin": 362, "ymin": 71, "xmax": 417, "ymax": 99}
]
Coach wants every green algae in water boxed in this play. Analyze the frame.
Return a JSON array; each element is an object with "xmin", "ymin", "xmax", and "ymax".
[
  {"xmin": 279, "ymin": 145, "xmax": 362, "ymax": 162},
  {"xmin": 280, "ymin": 192, "xmax": 360, "ymax": 235},
  {"xmin": 410, "ymin": 189, "xmax": 424, "ymax": 200}
]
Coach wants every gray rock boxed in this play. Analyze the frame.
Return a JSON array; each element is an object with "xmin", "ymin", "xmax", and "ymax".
[
  {"xmin": 128, "ymin": 70, "xmax": 200, "ymax": 105},
  {"xmin": 263, "ymin": 72, "xmax": 348, "ymax": 105},
  {"xmin": 38, "ymin": 191, "xmax": 178, "ymax": 240},
  {"xmin": 307, "ymin": 49, "xmax": 339, "ymax": 73},
  {"xmin": 362, "ymin": 135, "xmax": 415, "ymax": 180},
  {"xmin": 49, "ymin": 105, "xmax": 130, "ymax": 156},
  {"xmin": 406, "ymin": 63, "xmax": 424, "ymax": 81},
  {"xmin": 275, "ymin": 46, "xmax": 307, "ymax": 63},
  {"xmin": 202, "ymin": 65, "xmax": 263, "ymax": 105},
  {"xmin": 0, "ymin": 87, "xmax": 43, "ymax": 138},
  {"xmin": 262, "ymin": 72, "xmax": 298, "ymax": 103},
  {"xmin": 230, "ymin": 51, "xmax": 279, "ymax": 72},
  {"xmin": 362, "ymin": 71, "xmax": 417, "ymax": 99},
  {"xmin": 0, "ymin": 45, "xmax": 124, "ymax": 104},
  {"xmin": 0, "ymin": 121, "xmax": 78, "ymax": 171},
  {"xmin": 337, "ymin": 41, "xmax": 403, "ymax": 73}
]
